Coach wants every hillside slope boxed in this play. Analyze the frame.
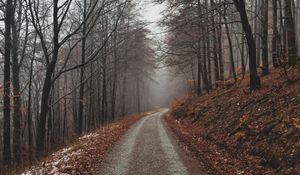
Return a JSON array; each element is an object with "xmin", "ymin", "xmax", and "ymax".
[{"xmin": 165, "ymin": 67, "xmax": 300, "ymax": 175}]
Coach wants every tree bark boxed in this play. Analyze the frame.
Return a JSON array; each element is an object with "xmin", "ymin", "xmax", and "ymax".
[
  {"xmin": 136, "ymin": 77, "xmax": 141, "ymax": 113},
  {"xmin": 256, "ymin": 0, "xmax": 261, "ymax": 67},
  {"xmin": 218, "ymin": 15, "xmax": 224, "ymax": 81},
  {"xmin": 11, "ymin": 0, "xmax": 22, "ymax": 164},
  {"xmin": 234, "ymin": 0, "xmax": 261, "ymax": 90},
  {"xmin": 279, "ymin": 0, "xmax": 287, "ymax": 58},
  {"xmin": 111, "ymin": 32, "xmax": 118, "ymax": 121},
  {"xmin": 223, "ymin": 7, "xmax": 237, "ymax": 81},
  {"xmin": 261, "ymin": 0, "xmax": 269, "ymax": 75},
  {"xmin": 272, "ymin": 0, "xmax": 280, "ymax": 68},
  {"xmin": 78, "ymin": 0, "xmax": 87, "ymax": 134},
  {"xmin": 210, "ymin": 0, "xmax": 220, "ymax": 81},
  {"xmin": 36, "ymin": 0, "xmax": 60, "ymax": 152},
  {"xmin": 198, "ymin": 0, "xmax": 209, "ymax": 93},
  {"xmin": 27, "ymin": 34, "xmax": 37, "ymax": 161},
  {"xmin": 197, "ymin": 54, "xmax": 202, "ymax": 96},
  {"xmin": 3, "ymin": 0, "xmax": 13, "ymax": 167},
  {"xmin": 284, "ymin": 0, "xmax": 297, "ymax": 66}
]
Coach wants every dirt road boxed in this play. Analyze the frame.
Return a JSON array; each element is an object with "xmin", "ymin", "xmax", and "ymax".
[{"xmin": 94, "ymin": 109, "xmax": 206, "ymax": 175}]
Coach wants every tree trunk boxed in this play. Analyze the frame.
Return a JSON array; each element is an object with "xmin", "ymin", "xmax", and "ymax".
[
  {"xmin": 97, "ymin": 71, "xmax": 102, "ymax": 124},
  {"xmin": 234, "ymin": 0, "xmax": 261, "ymax": 90},
  {"xmin": 198, "ymin": 0, "xmax": 209, "ymax": 93},
  {"xmin": 36, "ymin": 1, "xmax": 60, "ymax": 152},
  {"xmin": 272, "ymin": 0, "xmax": 280, "ymax": 68},
  {"xmin": 261, "ymin": 0, "xmax": 269, "ymax": 75},
  {"xmin": 78, "ymin": 0, "xmax": 87, "ymax": 134},
  {"xmin": 241, "ymin": 36, "xmax": 246, "ymax": 75},
  {"xmin": 121, "ymin": 69, "xmax": 127, "ymax": 116},
  {"xmin": 27, "ymin": 34, "xmax": 37, "ymax": 161},
  {"xmin": 210, "ymin": 0, "xmax": 220, "ymax": 81},
  {"xmin": 11, "ymin": 0, "xmax": 22, "ymax": 164},
  {"xmin": 279, "ymin": 0, "xmax": 287, "ymax": 57},
  {"xmin": 284, "ymin": 0, "xmax": 297, "ymax": 66},
  {"xmin": 218, "ymin": 15, "xmax": 224, "ymax": 81},
  {"xmin": 102, "ymin": 13, "xmax": 108, "ymax": 123},
  {"xmin": 111, "ymin": 32, "xmax": 118, "ymax": 121},
  {"xmin": 205, "ymin": 0, "xmax": 212, "ymax": 88},
  {"xmin": 206, "ymin": 31, "xmax": 212, "ymax": 88},
  {"xmin": 223, "ymin": 9, "xmax": 237, "ymax": 81},
  {"xmin": 256, "ymin": 0, "xmax": 261, "ymax": 67},
  {"xmin": 136, "ymin": 77, "xmax": 141, "ymax": 113},
  {"xmin": 196, "ymin": 0, "xmax": 202, "ymax": 96},
  {"xmin": 3, "ymin": 0, "xmax": 13, "ymax": 167}
]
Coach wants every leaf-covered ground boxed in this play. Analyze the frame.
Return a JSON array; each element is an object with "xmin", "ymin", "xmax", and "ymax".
[
  {"xmin": 165, "ymin": 67, "xmax": 300, "ymax": 175},
  {"xmin": 19, "ymin": 112, "xmax": 151, "ymax": 175}
]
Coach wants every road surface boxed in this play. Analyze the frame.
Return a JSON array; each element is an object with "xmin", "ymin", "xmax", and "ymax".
[{"xmin": 94, "ymin": 109, "xmax": 206, "ymax": 175}]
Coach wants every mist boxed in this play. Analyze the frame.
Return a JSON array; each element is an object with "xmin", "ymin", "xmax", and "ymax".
[{"xmin": 147, "ymin": 67, "xmax": 187, "ymax": 109}]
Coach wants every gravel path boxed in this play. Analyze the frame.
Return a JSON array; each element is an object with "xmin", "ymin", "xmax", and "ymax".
[{"xmin": 94, "ymin": 109, "xmax": 206, "ymax": 175}]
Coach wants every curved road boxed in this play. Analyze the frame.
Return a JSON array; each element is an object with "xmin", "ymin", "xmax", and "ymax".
[{"xmin": 94, "ymin": 109, "xmax": 206, "ymax": 175}]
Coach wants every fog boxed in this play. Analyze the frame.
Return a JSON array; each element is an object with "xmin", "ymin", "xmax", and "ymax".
[
  {"xmin": 135, "ymin": 0, "xmax": 187, "ymax": 109},
  {"xmin": 148, "ymin": 67, "xmax": 188, "ymax": 108}
]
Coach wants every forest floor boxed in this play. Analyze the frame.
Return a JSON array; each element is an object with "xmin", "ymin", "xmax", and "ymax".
[
  {"xmin": 18, "ymin": 112, "xmax": 152, "ymax": 175},
  {"xmin": 165, "ymin": 66, "xmax": 300, "ymax": 175}
]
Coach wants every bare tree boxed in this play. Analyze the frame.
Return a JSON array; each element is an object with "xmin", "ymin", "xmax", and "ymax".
[
  {"xmin": 261, "ymin": 0, "xmax": 269, "ymax": 75},
  {"xmin": 233, "ymin": 0, "xmax": 261, "ymax": 90},
  {"xmin": 284, "ymin": 0, "xmax": 297, "ymax": 66},
  {"xmin": 3, "ymin": 0, "xmax": 13, "ymax": 167}
]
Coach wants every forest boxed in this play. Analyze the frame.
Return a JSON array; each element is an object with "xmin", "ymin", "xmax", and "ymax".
[
  {"xmin": 0, "ymin": 0, "xmax": 157, "ymax": 170},
  {"xmin": 0, "ymin": 0, "xmax": 300, "ymax": 174},
  {"xmin": 160, "ymin": 0, "xmax": 299, "ymax": 92}
]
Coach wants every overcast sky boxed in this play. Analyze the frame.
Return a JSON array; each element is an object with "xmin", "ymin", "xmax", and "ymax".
[{"xmin": 135, "ymin": 0, "xmax": 166, "ymax": 39}]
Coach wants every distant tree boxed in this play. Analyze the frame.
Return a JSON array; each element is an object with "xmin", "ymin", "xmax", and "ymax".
[
  {"xmin": 284, "ymin": 0, "xmax": 297, "ymax": 66},
  {"xmin": 272, "ymin": 0, "xmax": 280, "ymax": 68},
  {"xmin": 78, "ymin": 0, "xmax": 87, "ymax": 135},
  {"xmin": 261, "ymin": 0, "xmax": 269, "ymax": 75},
  {"xmin": 223, "ymin": 4, "xmax": 236, "ymax": 81}
]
